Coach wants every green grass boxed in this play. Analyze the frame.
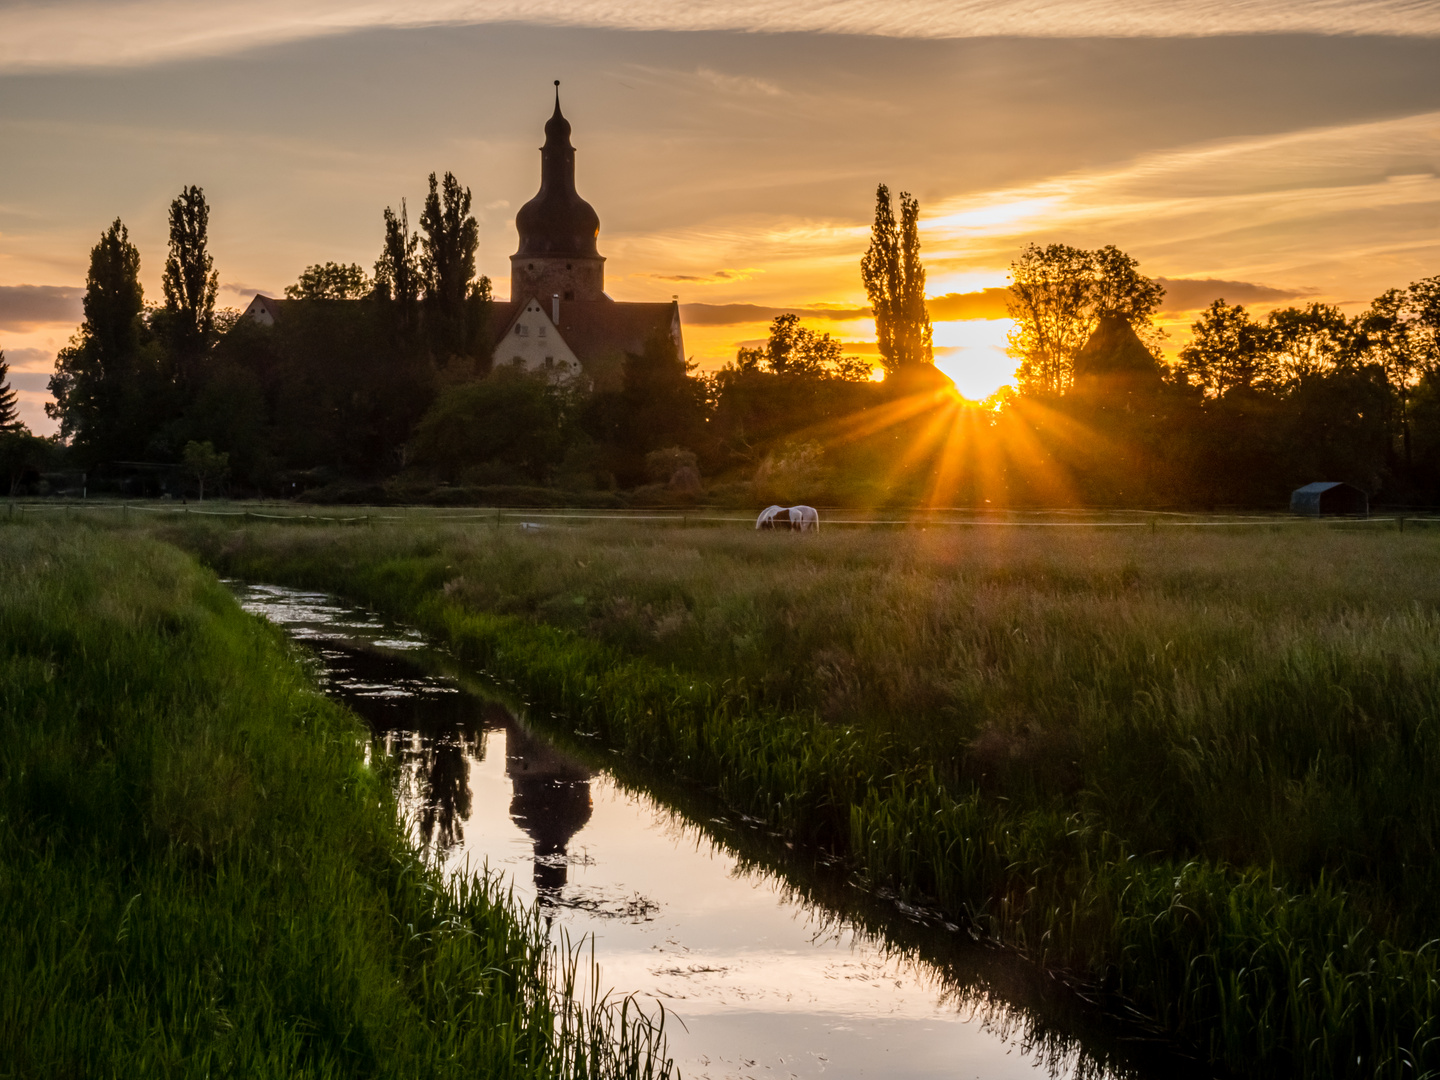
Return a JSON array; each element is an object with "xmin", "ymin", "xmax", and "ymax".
[
  {"xmin": 163, "ymin": 515, "xmax": 1440, "ymax": 1078},
  {"xmin": 0, "ymin": 522, "xmax": 671, "ymax": 1079}
]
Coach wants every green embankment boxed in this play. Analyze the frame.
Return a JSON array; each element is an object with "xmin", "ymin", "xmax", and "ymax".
[
  {"xmin": 0, "ymin": 523, "xmax": 670, "ymax": 1079},
  {"xmin": 168, "ymin": 517, "xmax": 1440, "ymax": 1080}
]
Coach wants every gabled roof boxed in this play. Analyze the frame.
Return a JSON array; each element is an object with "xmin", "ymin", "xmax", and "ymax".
[{"xmin": 493, "ymin": 297, "xmax": 682, "ymax": 386}]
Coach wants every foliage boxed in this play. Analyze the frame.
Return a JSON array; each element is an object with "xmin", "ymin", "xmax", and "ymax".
[
  {"xmin": 286, "ymin": 261, "xmax": 373, "ymax": 300},
  {"xmin": 410, "ymin": 370, "xmax": 567, "ymax": 484},
  {"xmin": 159, "ymin": 185, "xmax": 220, "ymax": 365},
  {"xmin": 46, "ymin": 218, "xmax": 170, "ymax": 466},
  {"xmin": 736, "ymin": 313, "xmax": 872, "ymax": 381},
  {"xmin": 420, "ymin": 171, "xmax": 486, "ymax": 365},
  {"xmin": 0, "ymin": 349, "xmax": 20, "ymax": 432},
  {"xmin": 1007, "ymin": 244, "xmax": 1164, "ymax": 396},
  {"xmin": 861, "ymin": 184, "xmax": 932, "ymax": 372},
  {"xmin": 176, "ymin": 517, "xmax": 1440, "ymax": 1079},
  {"xmin": 1178, "ymin": 299, "xmax": 1277, "ymax": 396},
  {"xmin": 0, "ymin": 523, "xmax": 672, "ymax": 1078},
  {"xmin": 374, "ymin": 200, "xmax": 422, "ymax": 336},
  {"xmin": 182, "ymin": 439, "xmax": 230, "ymax": 500}
]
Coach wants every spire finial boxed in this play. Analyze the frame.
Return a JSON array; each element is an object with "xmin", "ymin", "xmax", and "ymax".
[{"xmin": 554, "ymin": 80, "xmax": 560, "ymax": 108}]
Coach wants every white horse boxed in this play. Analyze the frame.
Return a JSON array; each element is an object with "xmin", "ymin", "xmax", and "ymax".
[{"xmin": 755, "ymin": 505, "xmax": 820, "ymax": 532}]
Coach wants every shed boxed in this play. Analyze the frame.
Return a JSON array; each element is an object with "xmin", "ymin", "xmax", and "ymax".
[{"xmin": 1290, "ymin": 482, "xmax": 1368, "ymax": 517}]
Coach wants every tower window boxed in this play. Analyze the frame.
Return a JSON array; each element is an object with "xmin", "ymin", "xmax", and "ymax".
[
  {"xmin": 563, "ymin": 290, "xmax": 574, "ymax": 301},
  {"xmin": 566, "ymin": 263, "xmax": 572, "ymax": 269}
]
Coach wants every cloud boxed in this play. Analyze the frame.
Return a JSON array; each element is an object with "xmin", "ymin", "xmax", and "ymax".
[
  {"xmin": 220, "ymin": 282, "xmax": 276, "ymax": 301},
  {"xmin": 0, "ymin": 285, "xmax": 83, "ymax": 332},
  {"xmin": 927, "ymin": 288, "xmax": 1011, "ymax": 321},
  {"xmin": 680, "ymin": 302, "xmax": 868, "ymax": 325},
  {"xmin": 646, "ymin": 268, "xmax": 761, "ymax": 284},
  {"xmin": 1155, "ymin": 277, "xmax": 1310, "ymax": 313},
  {"xmin": 6, "ymin": 371, "xmax": 55, "ymax": 393},
  {"xmin": 3, "ymin": 0, "xmax": 1440, "ymax": 72},
  {"xmin": 921, "ymin": 281, "xmax": 1307, "ymax": 320},
  {"xmin": 1, "ymin": 347, "xmax": 57, "ymax": 372}
]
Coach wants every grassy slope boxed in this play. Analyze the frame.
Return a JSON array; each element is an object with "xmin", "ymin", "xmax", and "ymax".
[
  {"xmin": 0, "ymin": 522, "xmax": 669, "ymax": 1079},
  {"xmin": 172, "ymin": 518, "xmax": 1440, "ymax": 1079}
]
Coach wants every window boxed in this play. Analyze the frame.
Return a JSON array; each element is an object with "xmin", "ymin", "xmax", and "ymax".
[
  {"xmin": 515, "ymin": 324, "xmax": 528, "ymax": 337},
  {"xmin": 511, "ymin": 356, "xmax": 524, "ymax": 367},
  {"xmin": 563, "ymin": 290, "xmax": 574, "ymax": 301},
  {"xmin": 545, "ymin": 356, "xmax": 554, "ymax": 368},
  {"xmin": 539, "ymin": 326, "xmax": 546, "ymax": 338}
]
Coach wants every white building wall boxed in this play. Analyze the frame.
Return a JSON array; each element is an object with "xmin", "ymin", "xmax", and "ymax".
[{"xmin": 495, "ymin": 299, "xmax": 584, "ymax": 385}]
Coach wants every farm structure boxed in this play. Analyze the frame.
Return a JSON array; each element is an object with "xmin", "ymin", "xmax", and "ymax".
[{"xmin": 1290, "ymin": 481, "xmax": 1369, "ymax": 517}]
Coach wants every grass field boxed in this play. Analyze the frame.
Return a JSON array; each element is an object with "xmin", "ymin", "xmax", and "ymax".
[
  {"xmin": 142, "ymin": 510, "xmax": 1440, "ymax": 1079},
  {"xmin": 0, "ymin": 521, "xmax": 671, "ymax": 1079}
]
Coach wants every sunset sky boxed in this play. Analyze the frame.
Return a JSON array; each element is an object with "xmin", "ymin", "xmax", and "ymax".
[{"xmin": 2, "ymin": 1, "xmax": 1438, "ymax": 430}]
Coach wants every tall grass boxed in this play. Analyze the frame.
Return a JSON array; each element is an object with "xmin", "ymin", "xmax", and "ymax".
[
  {"xmin": 0, "ymin": 522, "xmax": 671, "ymax": 1079},
  {"xmin": 168, "ymin": 516, "xmax": 1440, "ymax": 1078}
]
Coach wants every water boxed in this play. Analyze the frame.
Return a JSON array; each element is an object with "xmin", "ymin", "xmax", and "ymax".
[{"xmin": 234, "ymin": 582, "xmax": 1195, "ymax": 1080}]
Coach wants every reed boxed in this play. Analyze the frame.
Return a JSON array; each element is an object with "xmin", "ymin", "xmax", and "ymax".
[
  {"xmin": 0, "ymin": 522, "xmax": 671, "ymax": 1079},
  {"xmin": 162, "ymin": 514, "xmax": 1440, "ymax": 1078}
]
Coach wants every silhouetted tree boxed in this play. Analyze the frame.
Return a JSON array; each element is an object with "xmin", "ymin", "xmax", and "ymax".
[
  {"xmin": 861, "ymin": 184, "xmax": 932, "ymax": 373},
  {"xmin": 160, "ymin": 185, "xmax": 219, "ymax": 367},
  {"xmin": 1179, "ymin": 299, "xmax": 1278, "ymax": 397},
  {"xmin": 420, "ymin": 171, "xmax": 481, "ymax": 361},
  {"xmin": 0, "ymin": 350, "xmax": 20, "ymax": 432},
  {"xmin": 48, "ymin": 219, "xmax": 165, "ymax": 463},
  {"xmin": 375, "ymin": 200, "xmax": 422, "ymax": 337},
  {"xmin": 1008, "ymin": 244, "xmax": 1164, "ymax": 395},
  {"xmin": 286, "ymin": 262, "xmax": 372, "ymax": 300},
  {"xmin": 737, "ymin": 314, "xmax": 872, "ymax": 380},
  {"xmin": 1268, "ymin": 303, "xmax": 1354, "ymax": 381}
]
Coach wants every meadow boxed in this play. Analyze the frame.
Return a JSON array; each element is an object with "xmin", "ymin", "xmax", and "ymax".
[
  {"xmin": 155, "ymin": 510, "xmax": 1440, "ymax": 1078},
  {"xmin": 0, "ymin": 521, "xmax": 671, "ymax": 1079}
]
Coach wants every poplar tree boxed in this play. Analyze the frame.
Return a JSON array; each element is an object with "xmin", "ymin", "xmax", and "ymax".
[
  {"xmin": 419, "ymin": 172, "xmax": 480, "ymax": 359},
  {"xmin": 374, "ymin": 199, "xmax": 421, "ymax": 336},
  {"xmin": 48, "ymin": 219, "xmax": 147, "ymax": 452},
  {"xmin": 161, "ymin": 185, "xmax": 219, "ymax": 363},
  {"xmin": 860, "ymin": 184, "xmax": 933, "ymax": 373}
]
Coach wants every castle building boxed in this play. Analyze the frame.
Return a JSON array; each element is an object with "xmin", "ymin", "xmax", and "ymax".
[
  {"xmin": 491, "ymin": 85, "xmax": 683, "ymax": 387},
  {"xmin": 239, "ymin": 85, "xmax": 681, "ymax": 390}
]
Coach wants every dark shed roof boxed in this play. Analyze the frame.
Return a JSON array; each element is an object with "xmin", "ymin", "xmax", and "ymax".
[{"xmin": 1290, "ymin": 482, "xmax": 1368, "ymax": 516}]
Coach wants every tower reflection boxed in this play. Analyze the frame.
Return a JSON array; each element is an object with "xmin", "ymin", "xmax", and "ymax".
[{"xmin": 505, "ymin": 724, "xmax": 594, "ymax": 895}]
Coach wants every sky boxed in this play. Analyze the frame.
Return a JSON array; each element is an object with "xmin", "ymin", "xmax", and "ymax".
[{"xmin": 2, "ymin": 1, "xmax": 1438, "ymax": 431}]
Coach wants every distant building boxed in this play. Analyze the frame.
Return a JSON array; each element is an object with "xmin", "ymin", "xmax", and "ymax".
[
  {"xmin": 237, "ymin": 86, "xmax": 684, "ymax": 390},
  {"xmin": 1290, "ymin": 481, "xmax": 1369, "ymax": 516},
  {"xmin": 491, "ymin": 85, "xmax": 683, "ymax": 388},
  {"xmin": 239, "ymin": 294, "xmax": 286, "ymax": 326}
]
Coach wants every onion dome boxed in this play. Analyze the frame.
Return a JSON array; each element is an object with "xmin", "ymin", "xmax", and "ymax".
[{"xmin": 515, "ymin": 82, "xmax": 601, "ymax": 259}]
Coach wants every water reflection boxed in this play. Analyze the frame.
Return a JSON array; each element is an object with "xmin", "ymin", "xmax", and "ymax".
[{"xmin": 232, "ymin": 582, "xmax": 1198, "ymax": 1080}]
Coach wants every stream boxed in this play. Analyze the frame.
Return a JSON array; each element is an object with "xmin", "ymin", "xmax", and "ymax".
[{"xmin": 233, "ymin": 582, "xmax": 1201, "ymax": 1080}]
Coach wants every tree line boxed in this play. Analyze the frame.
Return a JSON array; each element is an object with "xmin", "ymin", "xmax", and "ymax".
[
  {"xmin": 6, "ymin": 172, "xmax": 1437, "ymax": 508},
  {"xmin": 1000, "ymin": 242, "xmax": 1440, "ymax": 506}
]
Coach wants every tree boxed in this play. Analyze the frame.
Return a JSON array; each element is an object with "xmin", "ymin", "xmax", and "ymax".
[
  {"xmin": 736, "ymin": 314, "xmax": 872, "ymax": 380},
  {"xmin": 47, "ymin": 219, "xmax": 155, "ymax": 460},
  {"xmin": 286, "ymin": 262, "xmax": 372, "ymax": 300},
  {"xmin": 1007, "ymin": 244, "xmax": 1164, "ymax": 395},
  {"xmin": 160, "ymin": 185, "xmax": 219, "ymax": 363},
  {"xmin": 1179, "ymin": 299, "xmax": 1277, "ymax": 398},
  {"xmin": 1268, "ymin": 303, "xmax": 1354, "ymax": 381},
  {"xmin": 181, "ymin": 439, "xmax": 229, "ymax": 501},
  {"xmin": 0, "ymin": 350, "xmax": 20, "ymax": 432},
  {"xmin": 861, "ymin": 184, "xmax": 932, "ymax": 373},
  {"xmin": 420, "ymin": 171, "xmax": 480, "ymax": 359},
  {"xmin": 1354, "ymin": 280, "xmax": 1440, "ymax": 471},
  {"xmin": 409, "ymin": 370, "xmax": 566, "ymax": 484},
  {"xmin": 374, "ymin": 200, "xmax": 422, "ymax": 336}
]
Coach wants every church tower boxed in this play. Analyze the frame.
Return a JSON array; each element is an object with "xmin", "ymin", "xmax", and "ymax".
[{"xmin": 511, "ymin": 83, "xmax": 606, "ymax": 305}]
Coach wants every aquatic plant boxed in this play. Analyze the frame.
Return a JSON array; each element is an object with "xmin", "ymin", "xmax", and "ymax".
[
  {"xmin": 165, "ymin": 514, "xmax": 1440, "ymax": 1077},
  {"xmin": 0, "ymin": 523, "xmax": 672, "ymax": 1078}
]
